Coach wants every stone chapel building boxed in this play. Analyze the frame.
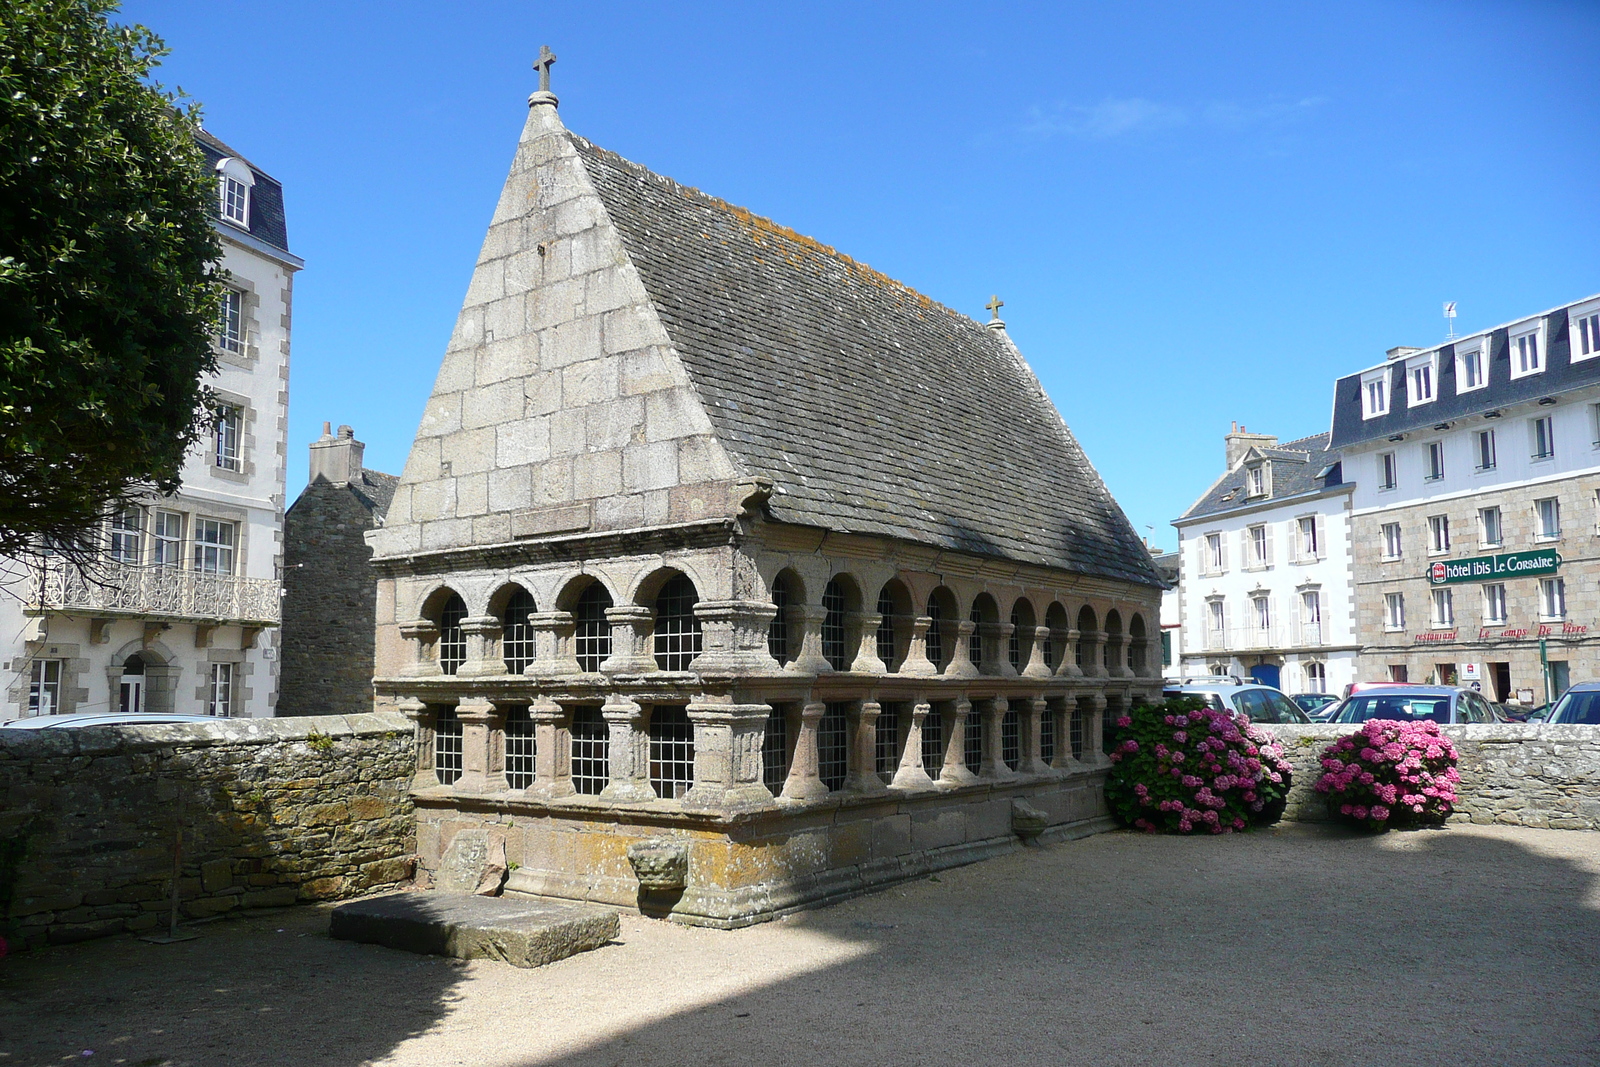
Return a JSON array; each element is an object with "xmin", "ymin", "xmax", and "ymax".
[{"xmin": 369, "ymin": 61, "xmax": 1165, "ymax": 926}]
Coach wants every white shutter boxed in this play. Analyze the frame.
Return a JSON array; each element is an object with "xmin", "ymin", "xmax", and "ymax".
[
  {"xmin": 1315, "ymin": 514, "xmax": 1328, "ymax": 561},
  {"xmin": 1289, "ymin": 592, "xmax": 1301, "ymax": 644},
  {"xmin": 1265, "ymin": 525, "xmax": 1275, "ymax": 566}
]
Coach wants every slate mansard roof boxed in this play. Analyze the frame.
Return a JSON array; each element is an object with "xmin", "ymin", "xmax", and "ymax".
[
  {"xmin": 1179, "ymin": 433, "xmax": 1347, "ymax": 523},
  {"xmin": 569, "ymin": 137, "xmax": 1160, "ymax": 587},
  {"xmin": 195, "ymin": 129, "xmax": 290, "ymax": 254}
]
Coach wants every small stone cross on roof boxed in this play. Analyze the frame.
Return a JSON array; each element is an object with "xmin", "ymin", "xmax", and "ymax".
[
  {"xmin": 534, "ymin": 45, "xmax": 557, "ymax": 93},
  {"xmin": 986, "ymin": 295, "xmax": 1004, "ymax": 321}
]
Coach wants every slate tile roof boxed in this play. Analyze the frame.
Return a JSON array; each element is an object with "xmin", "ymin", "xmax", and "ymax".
[
  {"xmin": 195, "ymin": 129, "xmax": 290, "ymax": 254},
  {"xmin": 1179, "ymin": 432, "xmax": 1346, "ymax": 523},
  {"xmin": 571, "ymin": 137, "xmax": 1160, "ymax": 588}
]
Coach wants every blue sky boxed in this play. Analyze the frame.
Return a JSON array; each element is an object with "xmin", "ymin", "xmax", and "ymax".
[{"xmin": 124, "ymin": 0, "xmax": 1600, "ymax": 550}]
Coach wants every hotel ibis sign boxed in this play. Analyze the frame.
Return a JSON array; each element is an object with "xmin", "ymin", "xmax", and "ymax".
[{"xmin": 1426, "ymin": 550, "xmax": 1562, "ymax": 586}]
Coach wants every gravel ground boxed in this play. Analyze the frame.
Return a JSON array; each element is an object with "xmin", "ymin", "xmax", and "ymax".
[{"xmin": 3, "ymin": 822, "xmax": 1598, "ymax": 1067}]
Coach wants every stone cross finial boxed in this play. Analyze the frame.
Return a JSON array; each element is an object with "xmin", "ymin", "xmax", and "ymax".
[
  {"xmin": 986, "ymin": 295, "xmax": 1004, "ymax": 321},
  {"xmin": 534, "ymin": 45, "xmax": 557, "ymax": 92}
]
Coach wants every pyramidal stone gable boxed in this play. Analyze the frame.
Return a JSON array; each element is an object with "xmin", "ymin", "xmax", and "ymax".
[{"xmin": 372, "ymin": 100, "xmax": 1157, "ymax": 589}]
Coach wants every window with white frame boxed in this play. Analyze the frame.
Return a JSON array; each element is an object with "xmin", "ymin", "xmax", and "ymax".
[
  {"xmin": 1362, "ymin": 371, "xmax": 1390, "ymax": 419},
  {"xmin": 109, "ymin": 505, "xmax": 143, "ymax": 564},
  {"xmin": 216, "ymin": 157, "xmax": 254, "ymax": 228},
  {"xmin": 1425, "ymin": 441, "xmax": 1445, "ymax": 481},
  {"xmin": 1430, "ymin": 588, "xmax": 1454, "ymax": 627},
  {"xmin": 1475, "ymin": 429, "xmax": 1496, "ymax": 471},
  {"xmin": 1301, "ymin": 590, "xmax": 1322, "ymax": 642},
  {"xmin": 1573, "ymin": 304, "xmax": 1600, "ymax": 362},
  {"xmin": 1591, "ymin": 404, "xmax": 1600, "ymax": 448},
  {"xmin": 192, "ymin": 518, "xmax": 236, "ymax": 574},
  {"xmin": 1382, "ymin": 522, "xmax": 1403, "ymax": 560},
  {"xmin": 153, "ymin": 510, "xmax": 184, "ymax": 567},
  {"xmin": 218, "ymin": 288, "xmax": 244, "ymax": 354},
  {"xmin": 1379, "ymin": 451, "xmax": 1398, "ymax": 490},
  {"xmin": 1384, "ymin": 592, "xmax": 1406, "ymax": 631},
  {"xmin": 1510, "ymin": 323, "xmax": 1543, "ymax": 378},
  {"xmin": 1456, "ymin": 340, "xmax": 1487, "ymax": 391},
  {"xmin": 1407, "ymin": 353, "xmax": 1436, "ymax": 405},
  {"xmin": 208, "ymin": 662, "xmax": 234, "ymax": 717},
  {"xmin": 1247, "ymin": 465, "xmax": 1266, "ymax": 497},
  {"xmin": 1251, "ymin": 594, "xmax": 1271, "ymax": 632},
  {"xmin": 1304, "ymin": 662, "xmax": 1326, "ymax": 694},
  {"xmin": 1537, "ymin": 497, "xmax": 1561, "ymax": 540},
  {"xmin": 1248, "ymin": 524, "xmax": 1269, "ymax": 568},
  {"xmin": 1297, "ymin": 516, "xmax": 1319, "ymax": 560},
  {"xmin": 214, "ymin": 406, "xmax": 242, "ymax": 472},
  {"xmin": 1205, "ymin": 532, "xmax": 1225, "ymax": 574},
  {"xmin": 1540, "ymin": 577, "xmax": 1566, "ymax": 620},
  {"xmin": 1206, "ymin": 599, "xmax": 1225, "ymax": 635},
  {"xmin": 1428, "ymin": 515, "xmax": 1451, "ymax": 553},
  {"xmin": 28, "ymin": 659, "xmax": 62, "ymax": 716},
  {"xmin": 1483, "ymin": 583, "xmax": 1508, "ymax": 625},
  {"xmin": 1532, "ymin": 416, "xmax": 1555, "ymax": 461},
  {"xmin": 1480, "ymin": 506, "xmax": 1502, "ymax": 547}
]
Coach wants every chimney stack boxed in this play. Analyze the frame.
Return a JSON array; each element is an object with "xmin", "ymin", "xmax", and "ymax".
[
  {"xmin": 307, "ymin": 422, "xmax": 365, "ymax": 486},
  {"xmin": 1224, "ymin": 422, "xmax": 1278, "ymax": 471}
]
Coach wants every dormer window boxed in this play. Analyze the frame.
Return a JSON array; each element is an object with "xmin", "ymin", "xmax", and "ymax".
[
  {"xmin": 1509, "ymin": 319, "xmax": 1544, "ymax": 379},
  {"xmin": 215, "ymin": 157, "xmax": 255, "ymax": 229},
  {"xmin": 1247, "ymin": 465, "xmax": 1265, "ymax": 497},
  {"xmin": 1406, "ymin": 352, "xmax": 1437, "ymax": 406},
  {"xmin": 1572, "ymin": 299, "xmax": 1600, "ymax": 364},
  {"xmin": 1361, "ymin": 369, "xmax": 1390, "ymax": 419},
  {"xmin": 1454, "ymin": 337, "xmax": 1487, "ymax": 392}
]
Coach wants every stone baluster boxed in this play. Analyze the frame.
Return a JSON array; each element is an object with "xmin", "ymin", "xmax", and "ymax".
[
  {"xmin": 599, "ymin": 606, "xmax": 657, "ymax": 674},
  {"xmin": 944, "ymin": 619, "xmax": 980, "ymax": 679},
  {"xmin": 790, "ymin": 605, "xmax": 832, "ymax": 674},
  {"xmin": 452, "ymin": 697, "xmax": 507, "ymax": 794},
  {"xmin": 529, "ymin": 697, "xmax": 576, "ymax": 798},
  {"xmin": 456, "ymin": 616, "xmax": 507, "ymax": 678},
  {"xmin": 851, "ymin": 612, "xmax": 886, "ymax": 674},
  {"xmin": 689, "ymin": 600, "xmax": 780, "ymax": 675},
  {"xmin": 1056, "ymin": 626, "xmax": 1082, "ymax": 677},
  {"xmin": 978, "ymin": 697, "xmax": 1017, "ymax": 779},
  {"xmin": 1087, "ymin": 630, "xmax": 1110, "ymax": 679},
  {"xmin": 399, "ymin": 696, "xmax": 440, "ymax": 789},
  {"xmin": 599, "ymin": 697, "xmax": 655, "ymax": 801},
  {"xmin": 891, "ymin": 701, "xmax": 937, "ymax": 789},
  {"xmin": 982, "ymin": 621, "xmax": 1017, "ymax": 678},
  {"xmin": 1019, "ymin": 696, "xmax": 1051, "ymax": 774},
  {"xmin": 527, "ymin": 610, "xmax": 577, "ymax": 676},
  {"xmin": 780, "ymin": 701, "xmax": 830, "ymax": 801},
  {"xmin": 1023, "ymin": 625, "xmax": 1053, "ymax": 679},
  {"xmin": 1083, "ymin": 692, "xmax": 1111, "ymax": 767},
  {"xmin": 843, "ymin": 700, "xmax": 888, "ymax": 794},
  {"xmin": 1049, "ymin": 696, "xmax": 1084, "ymax": 773},
  {"xmin": 899, "ymin": 616, "xmax": 939, "ymax": 677},
  {"xmin": 398, "ymin": 620, "xmax": 439, "ymax": 678},
  {"xmin": 940, "ymin": 699, "xmax": 978, "ymax": 785},
  {"xmin": 684, "ymin": 701, "xmax": 775, "ymax": 809}
]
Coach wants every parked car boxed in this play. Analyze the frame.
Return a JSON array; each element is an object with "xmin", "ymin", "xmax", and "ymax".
[
  {"xmin": 1290, "ymin": 693, "xmax": 1339, "ymax": 716},
  {"xmin": 1329, "ymin": 686, "xmax": 1504, "ymax": 726},
  {"xmin": 1307, "ymin": 699, "xmax": 1345, "ymax": 722},
  {"xmin": 0, "ymin": 713, "xmax": 221, "ymax": 730},
  {"xmin": 1547, "ymin": 683, "xmax": 1600, "ymax": 725},
  {"xmin": 1162, "ymin": 683, "xmax": 1312, "ymax": 724}
]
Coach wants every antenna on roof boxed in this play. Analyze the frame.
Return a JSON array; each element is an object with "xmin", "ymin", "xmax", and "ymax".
[{"xmin": 1444, "ymin": 301, "xmax": 1457, "ymax": 341}]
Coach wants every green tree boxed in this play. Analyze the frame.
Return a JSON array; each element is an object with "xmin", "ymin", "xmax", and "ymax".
[{"xmin": 0, "ymin": 0, "xmax": 222, "ymax": 559}]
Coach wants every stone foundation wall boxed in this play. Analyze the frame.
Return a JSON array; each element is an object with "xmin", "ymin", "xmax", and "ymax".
[
  {"xmin": 1266, "ymin": 724, "xmax": 1600, "ymax": 829},
  {"xmin": 1, "ymin": 713, "xmax": 415, "ymax": 950}
]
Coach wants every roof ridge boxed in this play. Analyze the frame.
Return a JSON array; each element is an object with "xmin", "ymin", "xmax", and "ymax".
[{"xmin": 1278, "ymin": 431, "xmax": 1332, "ymax": 449}]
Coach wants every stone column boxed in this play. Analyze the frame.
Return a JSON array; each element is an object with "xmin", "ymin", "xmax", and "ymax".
[
  {"xmin": 527, "ymin": 611, "xmax": 577, "ymax": 676},
  {"xmin": 1023, "ymin": 626, "xmax": 1054, "ymax": 679},
  {"xmin": 780, "ymin": 701, "xmax": 830, "ymax": 801},
  {"xmin": 1107, "ymin": 636, "xmax": 1132, "ymax": 679},
  {"xmin": 1083, "ymin": 692, "xmax": 1111, "ymax": 768},
  {"xmin": 978, "ymin": 697, "xmax": 1017, "ymax": 779},
  {"xmin": 600, "ymin": 606, "xmax": 657, "ymax": 674},
  {"xmin": 939, "ymin": 699, "xmax": 978, "ymax": 785},
  {"xmin": 899, "ymin": 616, "xmax": 939, "ymax": 677},
  {"xmin": 689, "ymin": 601, "xmax": 781, "ymax": 674},
  {"xmin": 843, "ymin": 700, "xmax": 888, "ymax": 794},
  {"xmin": 599, "ymin": 697, "xmax": 655, "ymax": 801},
  {"xmin": 1019, "ymin": 696, "xmax": 1051, "ymax": 774},
  {"xmin": 891, "ymin": 701, "xmax": 937, "ymax": 789},
  {"xmin": 529, "ymin": 697, "xmax": 576, "ymax": 798},
  {"xmin": 1088, "ymin": 630, "xmax": 1110, "ymax": 679},
  {"xmin": 683, "ymin": 701, "xmax": 774, "ymax": 810},
  {"xmin": 456, "ymin": 616, "xmax": 507, "ymax": 678},
  {"xmin": 944, "ymin": 620, "xmax": 980, "ymax": 679},
  {"xmin": 790, "ymin": 606, "xmax": 831, "ymax": 674},
  {"xmin": 1056, "ymin": 626, "xmax": 1082, "ymax": 677},
  {"xmin": 851, "ymin": 612, "xmax": 886, "ymax": 674},
  {"xmin": 1049, "ymin": 697, "xmax": 1083, "ymax": 773},
  {"xmin": 452, "ymin": 697, "xmax": 507, "ymax": 794},
  {"xmin": 399, "ymin": 696, "xmax": 439, "ymax": 790},
  {"xmin": 398, "ymin": 620, "xmax": 439, "ymax": 678},
  {"xmin": 982, "ymin": 621, "xmax": 1017, "ymax": 678}
]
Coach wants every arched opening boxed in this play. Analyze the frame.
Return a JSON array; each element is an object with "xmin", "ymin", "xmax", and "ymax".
[
  {"xmin": 969, "ymin": 593, "xmax": 999, "ymax": 672},
  {"xmin": 118, "ymin": 654, "xmax": 146, "ymax": 715},
  {"xmin": 1009, "ymin": 598, "xmax": 1037, "ymax": 673},
  {"xmin": 1045, "ymin": 602, "xmax": 1070, "ymax": 671},
  {"xmin": 1075, "ymin": 606, "xmax": 1098, "ymax": 672},
  {"xmin": 433, "ymin": 703, "xmax": 462, "ymax": 786},
  {"xmin": 653, "ymin": 572, "xmax": 702, "ymax": 671},
  {"xmin": 1105, "ymin": 609, "xmax": 1125, "ymax": 674},
  {"xmin": 926, "ymin": 587, "xmax": 959, "ymax": 672},
  {"xmin": 822, "ymin": 575, "xmax": 861, "ymax": 671},
  {"xmin": 428, "ymin": 592, "xmax": 468, "ymax": 675},
  {"xmin": 767, "ymin": 571, "xmax": 800, "ymax": 666},
  {"xmin": 1129, "ymin": 613, "xmax": 1148, "ymax": 675},
  {"xmin": 875, "ymin": 579, "xmax": 913, "ymax": 672},
  {"xmin": 570, "ymin": 581, "xmax": 613, "ymax": 672},
  {"xmin": 496, "ymin": 586, "xmax": 538, "ymax": 674}
]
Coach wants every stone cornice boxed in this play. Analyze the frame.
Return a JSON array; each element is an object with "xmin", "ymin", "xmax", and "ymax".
[{"xmin": 370, "ymin": 517, "xmax": 741, "ymax": 578}]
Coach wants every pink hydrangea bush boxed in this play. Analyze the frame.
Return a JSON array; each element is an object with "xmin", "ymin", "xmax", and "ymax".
[
  {"xmin": 1314, "ymin": 719, "xmax": 1460, "ymax": 830},
  {"xmin": 1105, "ymin": 697, "xmax": 1294, "ymax": 834}
]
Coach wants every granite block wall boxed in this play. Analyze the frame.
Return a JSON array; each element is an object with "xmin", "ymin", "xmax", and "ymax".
[{"xmin": 0, "ymin": 713, "xmax": 415, "ymax": 950}]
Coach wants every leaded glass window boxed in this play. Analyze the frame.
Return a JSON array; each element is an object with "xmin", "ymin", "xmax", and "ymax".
[
  {"xmin": 437, "ymin": 594, "xmax": 467, "ymax": 675},
  {"xmin": 822, "ymin": 580, "xmax": 848, "ymax": 670},
  {"xmin": 818, "ymin": 702, "xmax": 849, "ymax": 791},
  {"xmin": 763, "ymin": 706, "xmax": 789, "ymax": 795},
  {"xmin": 573, "ymin": 583, "xmax": 613, "ymax": 672},
  {"xmin": 654, "ymin": 575, "xmax": 702, "ymax": 671},
  {"xmin": 964, "ymin": 710, "xmax": 983, "ymax": 775},
  {"xmin": 875, "ymin": 703, "xmax": 901, "ymax": 782},
  {"xmin": 768, "ymin": 576, "xmax": 790, "ymax": 664},
  {"xmin": 501, "ymin": 589, "xmax": 537, "ymax": 674},
  {"xmin": 648, "ymin": 705, "xmax": 695, "ymax": 799},
  {"xmin": 926, "ymin": 598, "xmax": 945, "ymax": 669},
  {"xmin": 433, "ymin": 705, "xmax": 463, "ymax": 785},
  {"xmin": 505, "ymin": 705, "xmax": 535, "ymax": 789},
  {"xmin": 569, "ymin": 705, "xmax": 608, "ymax": 795},
  {"xmin": 1001, "ymin": 707, "xmax": 1020, "ymax": 771},
  {"xmin": 920, "ymin": 706, "xmax": 944, "ymax": 777}
]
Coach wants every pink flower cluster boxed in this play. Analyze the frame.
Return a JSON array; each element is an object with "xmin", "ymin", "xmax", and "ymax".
[{"xmin": 1314, "ymin": 719, "xmax": 1461, "ymax": 829}]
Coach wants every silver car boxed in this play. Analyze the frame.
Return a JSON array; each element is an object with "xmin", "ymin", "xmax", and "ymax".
[
  {"xmin": 0, "ymin": 713, "xmax": 222, "ymax": 729},
  {"xmin": 1547, "ymin": 682, "xmax": 1600, "ymax": 725},
  {"xmin": 1329, "ymin": 685, "xmax": 1503, "ymax": 725},
  {"xmin": 1162, "ymin": 683, "xmax": 1312, "ymax": 724}
]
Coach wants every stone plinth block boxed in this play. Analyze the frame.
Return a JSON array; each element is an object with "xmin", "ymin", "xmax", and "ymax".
[{"xmin": 329, "ymin": 892, "xmax": 619, "ymax": 968}]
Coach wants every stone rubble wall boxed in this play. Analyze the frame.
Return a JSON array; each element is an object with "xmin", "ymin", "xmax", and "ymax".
[
  {"xmin": 0, "ymin": 713, "xmax": 415, "ymax": 950},
  {"xmin": 1265, "ymin": 724, "xmax": 1600, "ymax": 829}
]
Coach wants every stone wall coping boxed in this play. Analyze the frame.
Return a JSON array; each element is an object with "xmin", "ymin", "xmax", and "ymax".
[{"xmin": 0, "ymin": 712, "xmax": 411, "ymax": 758}]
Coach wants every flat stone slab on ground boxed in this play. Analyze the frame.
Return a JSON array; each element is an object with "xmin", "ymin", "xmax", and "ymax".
[{"xmin": 329, "ymin": 892, "xmax": 619, "ymax": 968}]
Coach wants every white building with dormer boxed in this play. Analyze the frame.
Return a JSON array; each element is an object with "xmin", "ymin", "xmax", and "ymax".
[{"xmin": 0, "ymin": 130, "xmax": 300, "ymax": 720}]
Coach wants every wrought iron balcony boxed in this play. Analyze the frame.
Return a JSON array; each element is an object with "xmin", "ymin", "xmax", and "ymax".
[{"xmin": 26, "ymin": 560, "xmax": 280, "ymax": 626}]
